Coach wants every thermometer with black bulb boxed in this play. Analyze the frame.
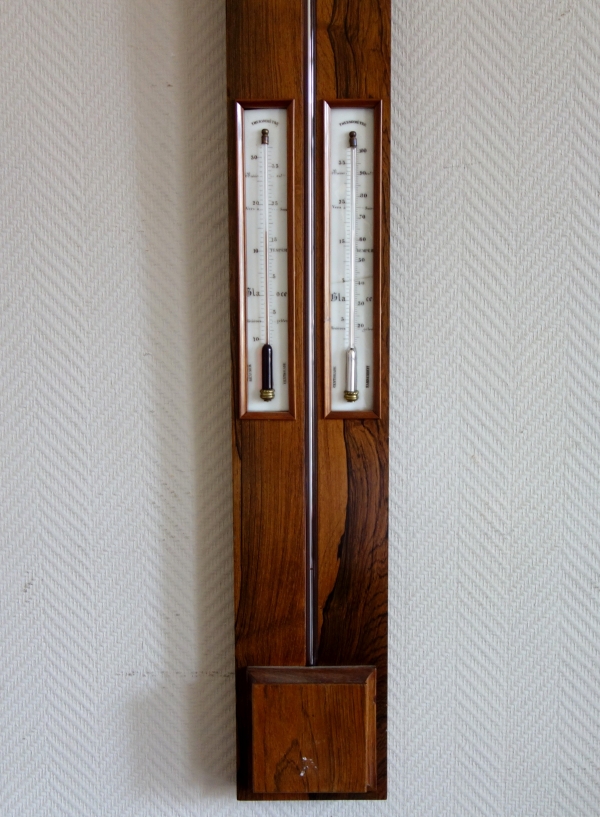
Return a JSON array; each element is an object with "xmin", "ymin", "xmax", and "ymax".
[
  {"xmin": 259, "ymin": 128, "xmax": 274, "ymax": 401},
  {"xmin": 240, "ymin": 106, "xmax": 290, "ymax": 414}
]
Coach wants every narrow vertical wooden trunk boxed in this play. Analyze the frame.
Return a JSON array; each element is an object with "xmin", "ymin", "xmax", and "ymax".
[
  {"xmin": 226, "ymin": 0, "xmax": 390, "ymax": 800},
  {"xmin": 315, "ymin": 0, "xmax": 390, "ymax": 801},
  {"xmin": 226, "ymin": 0, "xmax": 307, "ymax": 800}
]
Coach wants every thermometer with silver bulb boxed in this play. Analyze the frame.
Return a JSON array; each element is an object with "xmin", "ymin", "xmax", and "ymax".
[
  {"xmin": 237, "ymin": 103, "xmax": 292, "ymax": 416},
  {"xmin": 325, "ymin": 103, "xmax": 381, "ymax": 416}
]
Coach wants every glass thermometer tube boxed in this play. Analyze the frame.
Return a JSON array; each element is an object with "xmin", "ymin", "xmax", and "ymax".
[
  {"xmin": 260, "ymin": 129, "xmax": 274, "ymax": 401},
  {"xmin": 345, "ymin": 131, "xmax": 358, "ymax": 402}
]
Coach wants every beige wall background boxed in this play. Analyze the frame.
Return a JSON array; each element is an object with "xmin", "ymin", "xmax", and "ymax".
[{"xmin": 1, "ymin": 0, "xmax": 599, "ymax": 814}]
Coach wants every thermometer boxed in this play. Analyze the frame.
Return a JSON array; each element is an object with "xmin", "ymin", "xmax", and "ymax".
[
  {"xmin": 237, "ymin": 104, "xmax": 293, "ymax": 415},
  {"xmin": 259, "ymin": 128, "xmax": 274, "ymax": 401},
  {"xmin": 345, "ymin": 130, "xmax": 358, "ymax": 402},
  {"xmin": 325, "ymin": 103, "xmax": 381, "ymax": 416}
]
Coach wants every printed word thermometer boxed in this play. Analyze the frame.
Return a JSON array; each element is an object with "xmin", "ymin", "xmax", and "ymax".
[
  {"xmin": 325, "ymin": 103, "xmax": 381, "ymax": 416},
  {"xmin": 238, "ymin": 105, "xmax": 292, "ymax": 414}
]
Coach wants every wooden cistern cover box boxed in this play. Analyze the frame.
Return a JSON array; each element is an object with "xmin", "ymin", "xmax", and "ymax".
[
  {"xmin": 226, "ymin": 0, "xmax": 390, "ymax": 800},
  {"xmin": 248, "ymin": 667, "xmax": 377, "ymax": 794}
]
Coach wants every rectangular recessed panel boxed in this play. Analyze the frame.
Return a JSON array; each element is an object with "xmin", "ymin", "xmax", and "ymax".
[{"xmin": 248, "ymin": 666, "xmax": 376, "ymax": 794}]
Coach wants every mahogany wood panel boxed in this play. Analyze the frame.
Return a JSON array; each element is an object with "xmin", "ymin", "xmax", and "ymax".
[
  {"xmin": 227, "ymin": 0, "xmax": 390, "ymax": 801},
  {"xmin": 227, "ymin": 0, "xmax": 307, "ymax": 800},
  {"xmin": 248, "ymin": 666, "xmax": 376, "ymax": 794},
  {"xmin": 316, "ymin": 0, "xmax": 390, "ymax": 800},
  {"xmin": 315, "ymin": 422, "xmax": 347, "ymax": 641}
]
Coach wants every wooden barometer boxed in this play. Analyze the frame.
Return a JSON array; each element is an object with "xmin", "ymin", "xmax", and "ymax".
[{"xmin": 226, "ymin": 0, "xmax": 390, "ymax": 800}]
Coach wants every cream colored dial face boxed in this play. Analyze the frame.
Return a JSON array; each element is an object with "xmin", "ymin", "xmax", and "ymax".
[
  {"xmin": 243, "ymin": 108, "xmax": 289, "ymax": 412},
  {"xmin": 328, "ymin": 107, "xmax": 375, "ymax": 412}
]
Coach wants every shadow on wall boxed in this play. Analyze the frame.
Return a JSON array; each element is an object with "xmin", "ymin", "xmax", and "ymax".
[{"xmin": 126, "ymin": 0, "xmax": 234, "ymax": 798}]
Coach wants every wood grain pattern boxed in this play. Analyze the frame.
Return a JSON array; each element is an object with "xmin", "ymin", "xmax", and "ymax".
[
  {"xmin": 316, "ymin": 421, "xmax": 347, "ymax": 642},
  {"xmin": 248, "ymin": 666, "xmax": 376, "ymax": 794},
  {"xmin": 227, "ymin": 0, "xmax": 307, "ymax": 800},
  {"xmin": 316, "ymin": 0, "xmax": 390, "ymax": 800}
]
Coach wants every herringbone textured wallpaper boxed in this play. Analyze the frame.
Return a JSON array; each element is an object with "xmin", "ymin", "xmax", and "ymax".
[{"xmin": 1, "ymin": 0, "xmax": 599, "ymax": 814}]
